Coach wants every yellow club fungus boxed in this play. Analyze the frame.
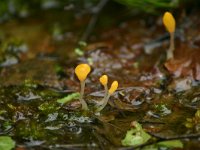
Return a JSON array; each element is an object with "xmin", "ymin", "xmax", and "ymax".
[
  {"xmin": 75, "ymin": 64, "xmax": 91, "ymax": 110},
  {"xmin": 98, "ymin": 75, "xmax": 108, "ymax": 106},
  {"xmin": 100, "ymin": 75, "xmax": 108, "ymax": 86},
  {"xmin": 163, "ymin": 11, "xmax": 176, "ymax": 60},
  {"xmin": 109, "ymin": 81, "xmax": 118, "ymax": 95},
  {"xmin": 97, "ymin": 80, "xmax": 118, "ymax": 112},
  {"xmin": 75, "ymin": 64, "xmax": 91, "ymax": 82}
]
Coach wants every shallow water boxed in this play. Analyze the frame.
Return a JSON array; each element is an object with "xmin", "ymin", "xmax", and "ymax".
[{"xmin": 0, "ymin": 4, "xmax": 200, "ymax": 150}]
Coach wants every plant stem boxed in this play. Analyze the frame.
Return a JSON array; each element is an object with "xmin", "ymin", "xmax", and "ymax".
[
  {"xmin": 167, "ymin": 32, "xmax": 175, "ymax": 59},
  {"xmin": 80, "ymin": 81, "xmax": 88, "ymax": 110}
]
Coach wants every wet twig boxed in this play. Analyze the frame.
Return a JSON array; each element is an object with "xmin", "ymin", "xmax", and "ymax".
[
  {"xmin": 92, "ymin": 129, "xmax": 111, "ymax": 149},
  {"xmin": 139, "ymin": 120, "xmax": 166, "ymax": 124},
  {"xmin": 80, "ymin": 0, "xmax": 109, "ymax": 41},
  {"xmin": 149, "ymin": 132, "xmax": 200, "ymax": 140}
]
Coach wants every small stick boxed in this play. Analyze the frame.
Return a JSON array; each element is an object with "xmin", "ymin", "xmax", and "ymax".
[{"xmin": 80, "ymin": 0, "xmax": 109, "ymax": 41}]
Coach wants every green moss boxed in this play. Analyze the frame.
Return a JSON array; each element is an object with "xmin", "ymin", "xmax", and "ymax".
[
  {"xmin": 38, "ymin": 101, "xmax": 60, "ymax": 114},
  {"xmin": 0, "ymin": 136, "xmax": 15, "ymax": 150}
]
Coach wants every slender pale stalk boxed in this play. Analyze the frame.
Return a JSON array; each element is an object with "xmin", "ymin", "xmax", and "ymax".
[
  {"xmin": 167, "ymin": 32, "xmax": 175, "ymax": 59},
  {"xmin": 80, "ymin": 81, "xmax": 88, "ymax": 110},
  {"xmin": 96, "ymin": 94, "xmax": 110, "ymax": 112},
  {"xmin": 97, "ymin": 84, "xmax": 108, "ymax": 106},
  {"xmin": 104, "ymin": 84, "xmax": 108, "ymax": 97}
]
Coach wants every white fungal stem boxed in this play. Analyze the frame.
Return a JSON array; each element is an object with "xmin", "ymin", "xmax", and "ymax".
[
  {"xmin": 167, "ymin": 32, "xmax": 175, "ymax": 60},
  {"xmin": 80, "ymin": 81, "xmax": 88, "ymax": 110},
  {"xmin": 96, "ymin": 84, "xmax": 108, "ymax": 106},
  {"xmin": 96, "ymin": 93, "xmax": 110, "ymax": 112}
]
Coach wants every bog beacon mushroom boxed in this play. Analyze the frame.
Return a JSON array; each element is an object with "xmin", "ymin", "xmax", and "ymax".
[
  {"xmin": 97, "ymin": 80, "xmax": 118, "ymax": 112},
  {"xmin": 75, "ymin": 64, "xmax": 91, "ymax": 110},
  {"xmin": 98, "ymin": 75, "xmax": 108, "ymax": 105},
  {"xmin": 109, "ymin": 81, "xmax": 118, "ymax": 95},
  {"xmin": 163, "ymin": 11, "xmax": 176, "ymax": 60}
]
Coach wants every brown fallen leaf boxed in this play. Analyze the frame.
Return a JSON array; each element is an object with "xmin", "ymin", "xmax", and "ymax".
[{"xmin": 165, "ymin": 43, "xmax": 200, "ymax": 80}]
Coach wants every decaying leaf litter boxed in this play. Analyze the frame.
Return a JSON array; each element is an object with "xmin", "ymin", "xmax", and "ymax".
[{"xmin": 0, "ymin": 1, "xmax": 200, "ymax": 150}]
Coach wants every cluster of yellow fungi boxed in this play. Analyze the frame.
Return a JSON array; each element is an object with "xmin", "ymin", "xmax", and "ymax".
[
  {"xmin": 97, "ymin": 75, "xmax": 118, "ymax": 112},
  {"xmin": 73, "ymin": 12, "xmax": 174, "ymax": 111},
  {"xmin": 163, "ymin": 11, "xmax": 176, "ymax": 60},
  {"xmin": 75, "ymin": 64, "xmax": 118, "ymax": 112}
]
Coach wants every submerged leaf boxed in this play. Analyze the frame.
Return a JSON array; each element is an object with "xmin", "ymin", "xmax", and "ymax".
[
  {"xmin": 157, "ymin": 140, "xmax": 183, "ymax": 148},
  {"xmin": 164, "ymin": 44, "xmax": 200, "ymax": 81},
  {"xmin": 57, "ymin": 92, "xmax": 80, "ymax": 104},
  {"xmin": 0, "ymin": 136, "xmax": 15, "ymax": 150},
  {"xmin": 121, "ymin": 121, "xmax": 151, "ymax": 146}
]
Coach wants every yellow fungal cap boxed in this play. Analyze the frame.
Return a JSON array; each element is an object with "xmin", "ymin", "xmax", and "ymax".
[
  {"xmin": 108, "ymin": 81, "xmax": 118, "ymax": 95},
  {"xmin": 99, "ymin": 75, "xmax": 108, "ymax": 86},
  {"xmin": 75, "ymin": 64, "xmax": 91, "ymax": 81},
  {"xmin": 163, "ymin": 12, "xmax": 176, "ymax": 33}
]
